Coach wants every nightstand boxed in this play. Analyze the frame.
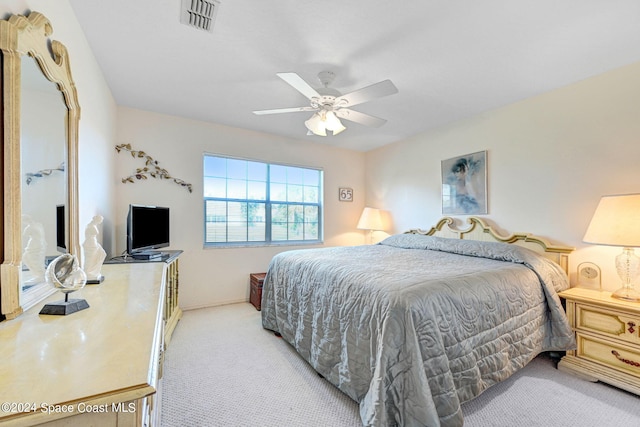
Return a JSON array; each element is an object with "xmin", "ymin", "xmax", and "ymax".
[
  {"xmin": 250, "ymin": 273, "xmax": 266, "ymax": 311},
  {"xmin": 558, "ymin": 287, "xmax": 640, "ymax": 395}
]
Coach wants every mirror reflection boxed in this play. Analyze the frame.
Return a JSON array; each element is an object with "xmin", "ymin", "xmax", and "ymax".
[{"xmin": 20, "ymin": 56, "xmax": 68, "ymax": 302}]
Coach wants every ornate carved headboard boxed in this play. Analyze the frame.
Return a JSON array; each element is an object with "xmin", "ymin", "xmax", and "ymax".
[{"xmin": 406, "ymin": 216, "xmax": 574, "ymax": 273}]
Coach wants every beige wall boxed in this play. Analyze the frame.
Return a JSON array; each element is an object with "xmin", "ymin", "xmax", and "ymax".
[
  {"xmin": 115, "ymin": 107, "xmax": 366, "ymax": 309},
  {"xmin": 365, "ymin": 61, "xmax": 640, "ymax": 291}
]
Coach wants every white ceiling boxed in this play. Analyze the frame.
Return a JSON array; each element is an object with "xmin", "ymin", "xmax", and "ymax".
[{"xmin": 68, "ymin": 0, "xmax": 640, "ymax": 152}]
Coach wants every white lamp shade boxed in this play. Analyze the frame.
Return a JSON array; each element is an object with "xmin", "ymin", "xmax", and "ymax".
[
  {"xmin": 583, "ymin": 194, "xmax": 640, "ymax": 247},
  {"xmin": 305, "ymin": 111, "xmax": 346, "ymax": 136},
  {"xmin": 304, "ymin": 113, "xmax": 326, "ymax": 136},
  {"xmin": 357, "ymin": 207, "xmax": 384, "ymax": 231},
  {"xmin": 324, "ymin": 111, "xmax": 346, "ymax": 135}
]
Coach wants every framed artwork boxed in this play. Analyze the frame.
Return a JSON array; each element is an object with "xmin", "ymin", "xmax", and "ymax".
[
  {"xmin": 338, "ymin": 187, "xmax": 353, "ymax": 202},
  {"xmin": 441, "ymin": 150, "xmax": 487, "ymax": 215}
]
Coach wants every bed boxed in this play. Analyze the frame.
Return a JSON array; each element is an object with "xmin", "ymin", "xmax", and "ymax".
[{"xmin": 261, "ymin": 217, "xmax": 576, "ymax": 427}]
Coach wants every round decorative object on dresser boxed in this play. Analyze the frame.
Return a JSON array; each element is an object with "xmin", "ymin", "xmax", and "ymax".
[{"xmin": 39, "ymin": 254, "xmax": 89, "ymax": 316}]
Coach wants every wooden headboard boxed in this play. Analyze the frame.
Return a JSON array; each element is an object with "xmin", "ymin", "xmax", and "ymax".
[{"xmin": 406, "ymin": 216, "xmax": 574, "ymax": 273}]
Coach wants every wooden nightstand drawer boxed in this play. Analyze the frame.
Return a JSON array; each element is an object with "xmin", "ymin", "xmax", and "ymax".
[
  {"xmin": 577, "ymin": 332, "xmax": 640, "ymax": 378},
  {"xmin": 575, "ymin": 304, "xmax": 640, "ymax": 345}
]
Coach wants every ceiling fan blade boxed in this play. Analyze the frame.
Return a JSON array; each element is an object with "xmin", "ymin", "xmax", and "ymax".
[
  {"xmin": 335, "ymin": 80, "xmax": 398, "ymax": 108},
  {"xmin": 277, "ymin": 72, "xmax": 321, "ymax": 100},
  {"xmin": 335, "ymin": 108, "xmax": 387, "ymax": 127},
  {"xmin": 253, "ymin": 106, "xmax": 317, "ymax": 115}
]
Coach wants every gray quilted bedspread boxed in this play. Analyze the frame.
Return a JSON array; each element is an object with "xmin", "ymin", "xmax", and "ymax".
[{"xmin": 261, "ymin": 234, "xmax": 576, "ymax": 427}]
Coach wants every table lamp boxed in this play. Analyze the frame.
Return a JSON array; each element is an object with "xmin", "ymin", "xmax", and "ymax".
[
  {"xmin": 357, "ymin": 207, "xmax": 385, "ymax": 244},
  {"xmin": 583, "ymin": 194, "xmax": 640, "ymax": 301}
]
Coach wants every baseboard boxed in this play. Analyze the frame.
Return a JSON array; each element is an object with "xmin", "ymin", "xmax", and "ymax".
[{"xmin": 181, "ymin": 298, "xmax": 248, "ymax": 311}]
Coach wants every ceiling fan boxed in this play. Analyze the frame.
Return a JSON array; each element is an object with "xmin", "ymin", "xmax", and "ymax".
[{"xmin": 252, "ymin": 71, "xmax": 398, "ymax": 136}]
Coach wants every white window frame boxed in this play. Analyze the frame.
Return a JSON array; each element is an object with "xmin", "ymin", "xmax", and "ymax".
[{"xmin": 203, "ymin": 154, "xmax": 323, "ymax": 247}]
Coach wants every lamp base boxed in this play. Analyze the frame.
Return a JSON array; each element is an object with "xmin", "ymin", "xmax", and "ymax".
[{"xmin": 611, "ymin": 286, "xmax": 640, "ymax": 302}]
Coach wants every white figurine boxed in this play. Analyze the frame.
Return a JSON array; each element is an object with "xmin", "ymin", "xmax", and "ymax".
[
  {"xmin": 22, "ymin": 215, "xmax": 47, "ymax": 284},
  {"xmin": 82, "ymin": 215, "xmax": 107, "ymax": 283}
]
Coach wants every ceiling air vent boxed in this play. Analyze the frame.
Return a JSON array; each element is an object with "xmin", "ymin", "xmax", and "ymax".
[{"xmin": 180, "ymin": 0, "xmax": 220, "ymax": 33}]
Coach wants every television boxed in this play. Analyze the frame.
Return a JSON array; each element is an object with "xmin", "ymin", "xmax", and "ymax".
[
  {"xmin": 127, "ymin": 204, "xmax": 170, "ymax": 258},
  {"xmin": 56, "ymin": 204, "xmax": 67, "ymax": 252}
]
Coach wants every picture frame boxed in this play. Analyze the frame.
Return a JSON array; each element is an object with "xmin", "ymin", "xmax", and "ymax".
[
  {"xmin": 338, "ymin": 187, "xmax": 353, "ymax": 202},
  {"xmin": 441, "ymin": 150, "xmax": 487, "ymax": 215}
]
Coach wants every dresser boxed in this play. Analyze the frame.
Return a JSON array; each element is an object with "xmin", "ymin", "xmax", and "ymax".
[
  {"xmin": 0, "ymin": 257, "xmax": 181, "ymax": 426},
  {"xmin": 105, "ymin": 250, "xmax": 183, "ymax": 346},
  {"xmin": 558, "ymin": 287, "xmax": 640, "ymax": 395}
]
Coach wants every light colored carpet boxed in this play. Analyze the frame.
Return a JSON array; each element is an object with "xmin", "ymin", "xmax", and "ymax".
[{"xmin": 161, "ymin": 303, "xmax": 640, "ymax": 426}]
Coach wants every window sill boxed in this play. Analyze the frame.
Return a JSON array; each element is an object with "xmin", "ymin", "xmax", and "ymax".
[{"xmin": 203, "ymin": 240, "xmax": 324, "ymax": 250}]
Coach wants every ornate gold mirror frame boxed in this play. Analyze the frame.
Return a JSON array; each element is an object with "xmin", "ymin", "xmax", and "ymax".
[{"xmin": 0, "ymin": 12, "xmax": 80, "ymax": 319}]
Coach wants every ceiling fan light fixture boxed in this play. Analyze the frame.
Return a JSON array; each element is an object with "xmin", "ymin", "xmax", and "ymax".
[
  {"xmin": 324, "ymin": 111, "xmax": 346, "ymax": 135},
  {"xmin": 305, "ymin": 110, "xmax": 346, "ymax": 136},
  {"xmin": 330, "ymin": 123, "xmax": 346, "ymax": 135},
  {"xmin": 305, "ymin": 113, "xmax": 327, "ymax": 136}
]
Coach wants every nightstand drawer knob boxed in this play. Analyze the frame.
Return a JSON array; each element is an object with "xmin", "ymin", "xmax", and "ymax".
[
  {"xmin": 628, "ymin": 322, "xmax": 636, "ymax": 334},
  {"xmin": 612, "ymin": 350, "xmax": 640, "ymax": 368}
]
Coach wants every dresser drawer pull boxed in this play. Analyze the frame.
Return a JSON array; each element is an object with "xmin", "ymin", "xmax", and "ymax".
[
  {"xmin": 628, "ymin": 322, "xmax": 636, "ymax": 334},
  {"xmin": 612, "ymin": 350, "xmax": 640, "ymax": 367}
]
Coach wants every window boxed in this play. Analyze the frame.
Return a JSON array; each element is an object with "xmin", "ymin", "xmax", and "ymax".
[{"xmin": 204, "ymin": 154, "xmax": 323, "ymax": 246}]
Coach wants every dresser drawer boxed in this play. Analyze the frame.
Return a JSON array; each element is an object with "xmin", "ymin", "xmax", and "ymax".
[
  {"xmin": 577, "ymin": 332, "xmax": 640, "ymax": 378},
  {"xmin": 575, "ymin": 303, "xmax": 640, "ymax": 346}
]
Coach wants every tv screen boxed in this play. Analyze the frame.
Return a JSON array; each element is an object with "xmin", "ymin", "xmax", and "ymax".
[
  {"xmin": 127, "ymin": 204, "xmax": 170, "ymax": 255},
  {"xmin": 56, "ymin": 204, "xmax": 66, "ymax": 252}
]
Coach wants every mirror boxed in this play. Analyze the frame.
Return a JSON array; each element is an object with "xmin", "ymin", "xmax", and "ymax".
[
  {"xmin": 1, "ymin": 12, "xmax": 80, "ymax": 319},
  {"xmin": 20, "ymin": 56, "xmax": 68, "ymax": 306}
]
